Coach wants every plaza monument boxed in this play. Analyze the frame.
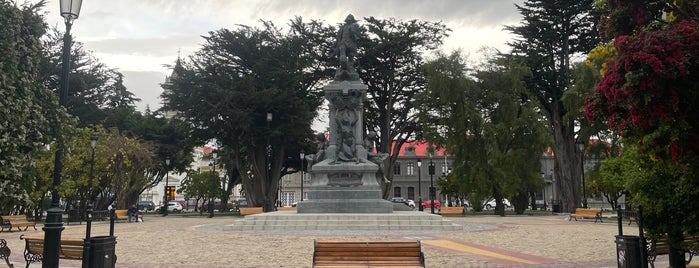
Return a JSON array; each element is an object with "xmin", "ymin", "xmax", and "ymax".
[{"xmin": 296, "ymin": 15, "xmax": 393, "ymax": 213}]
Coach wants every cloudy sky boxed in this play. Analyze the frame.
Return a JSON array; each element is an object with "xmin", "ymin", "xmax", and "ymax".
[{"xmin": 37, "ymin": 0, "xmax": 525, "ymax": 112}]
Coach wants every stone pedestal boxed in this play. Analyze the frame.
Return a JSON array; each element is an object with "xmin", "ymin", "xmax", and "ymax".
[{"xmin": 296, "ymin": 160, "xmax": 393, "ymax": 213}]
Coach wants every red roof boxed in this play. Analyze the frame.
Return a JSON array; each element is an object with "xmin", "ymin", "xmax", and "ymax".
[{"xmin": 395, "ymin": 140, "xmax": 447, "ymax": 157}]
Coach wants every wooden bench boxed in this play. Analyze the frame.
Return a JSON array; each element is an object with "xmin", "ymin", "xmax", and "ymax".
[
  {"xmin": 239, "ymin": 207, "xmax": 264, "ymax": 216},
  {"xmin": 438, "ymin": 206, "xmax": 464, "ymax": 216},
  {"xmin": 114, "ymin": 210, "xmax": 143, "ymax": 222},
  {"xmin": 0, "ymin": 239, "xmax": 12, "ymax": 268},
  {"xmin": 21, "ymin": 235, "xmax": 84, "ymax": 267},
  {"xmin": 647, "ymin": 234, "xmax": 699, "ymax": 268},
  {"xmin": 312, "ymin": 240, "xmax": 425, "ymax": 267},
  {"xmin": 0, "ymin": 215, "xmax": 37, "ymax": 232},
  {"xmin": 277, "ymin": 207, "xmax": 296, "ymax": 212},
  {"xmin": 568, "ymin": 208, "xmax": 602, "ymax": 223}
]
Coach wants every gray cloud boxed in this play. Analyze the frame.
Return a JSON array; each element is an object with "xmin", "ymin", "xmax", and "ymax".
[
  {"xmin": 121, "ymin": 71, "xmax": 168, "ymax": 112},
  {"xmin": 35, "ymin": 0, "xmax": 524, "ymax": 112}
]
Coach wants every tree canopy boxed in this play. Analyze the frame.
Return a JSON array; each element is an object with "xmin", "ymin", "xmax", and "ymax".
[
  {"xmin": 162, "ymin": 18, "xmax": 335, "ymax": 211},
  {"xmin": 585, "ymin": 1, "xmax": 699, "ymax": 266},
  {"xmin": 416, "ymin": 51, "xmax": 548, "ymax": 216},
  {"xmin": 356, "ymin": 17, "xmax": 450, "ymax": 198},
  {"xmin": 506, "ymin": 0, "xmax": 600, "ymax": 212}
]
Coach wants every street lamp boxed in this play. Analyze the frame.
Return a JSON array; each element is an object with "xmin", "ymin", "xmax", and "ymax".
[
  {"xmin": 209, "ymin": 152, "xmax": 217, "ymax": 218},
  {"xmin": 417, "ymin": 159, "xmax": 423, "ymax": 211},
  {"xmin": 541, "ymin": 172, "xmax": 547, "ymax": 211},
  {"xmin": 266, "ymin": 112, "xmax": 273, "ymax": 210},
  {"xmin": 82, "ymin": 135, "xmax": 97, "ymax": 266},
  {"xmin": 300, "ymin": 150, "xmax": 305, "ymax": 201},
  {"xmin": 428, "ymin": 151, "xmax": 435, "ymax": 214},
  {"xmin": 45, "ymin": 1, "xmax": 83, "ymax": 266},
  {"xmin": 577, "ymin": 140, "xmax": 587, "ymax": 208},
  {"xmin": 162, "ymin": 157, "xmax": 170, "ymax": 216}
]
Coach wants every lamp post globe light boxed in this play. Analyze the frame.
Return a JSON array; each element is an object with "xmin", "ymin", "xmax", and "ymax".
[
  {"xmin": 44, "ymin": 1, "xmax": 83, "ymax": 267},
  {"xmin": 162, "ymin": 157, "xmax": 170, "ymax": 216},
  {"xmin": 208, "ymin": 152, "xmax": 217, "ymax": 218},
  {"xmin": 417, "ymin": 159, "xmax": 423, "ymax": 211},
  {"xmin": 300, "ymin": 150, "xmax": 305, "ymax": 201},
  {"xmin": 576, "ymin": 141, "xmax": 587, "ymax": 208},
  {"xmin": 428, "ymin": 152, "xmax": 436, "ymax": 214}
]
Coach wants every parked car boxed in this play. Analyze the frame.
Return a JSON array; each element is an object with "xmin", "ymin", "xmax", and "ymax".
[
  {"xmin": 391, "ymin": 197, "xmax": 416, "ymax": 209},
  {"xmin": 137, "ymin": 201, "xmax": 155, "ymax": 212},
  {"xmin": 484, "ymin": 198, "xmax": 511, "ymax": 210},
  {"xmin": 421, "ymin": 200, "xmax": 441, "ymax": 209},
  {"xmin": 166, "ymin": 201, "xmax": 183, "ymax": 212},
  {"xmin": 390, "ymin": 197, "xmax": 407, "ymax": 203},
  {"xmin": 405, "ymin": 199, "xmax": 416, "ymax": 209}
]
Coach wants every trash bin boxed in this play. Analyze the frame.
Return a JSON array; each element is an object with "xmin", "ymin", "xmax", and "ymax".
[
  {"xmin": 552, "ymin": 203, "xmax": 561, "ymax": 213},
  {"xmin": 67, "ymin": 209, "xmax": 82, "ymax": 225},
  {"xmin": 86, "ymin": 236, "xmax": 117, "ymax": 268},
  {"xmin": 615, "ymin": 235, "xmax": 641, "ymax": 268}
]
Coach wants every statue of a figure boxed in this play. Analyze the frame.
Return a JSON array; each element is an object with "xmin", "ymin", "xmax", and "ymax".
[
  {"xmin": 311, "ymin": 132, "xmax": 328, "ymax": 164},
  {"xmin": 334, "ymin": 14, "xmax": 361, "ymax": 81},
  {"xmin": 329, "ymin": 91, "xmax": 362, "ymax": 164}
]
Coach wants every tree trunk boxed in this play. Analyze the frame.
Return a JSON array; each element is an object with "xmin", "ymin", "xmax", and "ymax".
[
  {"xmin": 550, "ymin": 109, "xmax": 582, "ymax": 213},
  {"xmin": 668, "ymin": 231, "xmax": 687, "ymax": 268}
]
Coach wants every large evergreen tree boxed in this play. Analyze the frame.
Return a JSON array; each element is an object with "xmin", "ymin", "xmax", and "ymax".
[
  {"xmin": 416, "ymin": 51, "xmax": 548, "ymax": 216},
  {"xmin": 162, "ymin": 18, "xmax": 334, "ymax": 212},
  {"xmin": 0, "ymin": 0, "xmax": 71, "ymax": 214},
  {"xmin": 356, "ymin": 17, "xmax": 449, "ymax": 198},
  {"xmin": 506, "ymin": 0, "xmax": 599, "ymax": 212}
]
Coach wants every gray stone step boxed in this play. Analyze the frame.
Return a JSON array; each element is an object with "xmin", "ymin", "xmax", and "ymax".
[{"xmin": 224, "ymin": 211, "xmax": 465, "ymax": 232}]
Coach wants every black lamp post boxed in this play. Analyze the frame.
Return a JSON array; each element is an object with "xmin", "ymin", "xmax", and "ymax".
[
  {"xmin": 417, "ymin": 159, "xmax": 423, "ymax": 211},
  {"xmin": 300, "ymin": 150, "xmax": 305, "ymax": 201},
  {"xmin": 541, "ymin": 172, "xmax": 547, "ymax": 211},
  {"xmin": 208, "ymin": 152, "xmax": 217, "ymax": 218},
  {"xmin": 577, "ymin": 141, "xmax": 587, "ymax": 208},
  {"xmin": 162, "ymin": 157, "xmax": 170, "ymax": 216},
  {"xmin": 266, "ymin": 112, "xmax": 273, "ymax": 209},
  {"xmin": 81, "ymin": 135, "xmax": 97, "ymax": 267},
  {"xmin": 428, "ymin": 152, "xmax": 435, "ymax": 214},
  {"xmin": 45, "ymin": 1, "xmax": 83, "ymax": 267}
]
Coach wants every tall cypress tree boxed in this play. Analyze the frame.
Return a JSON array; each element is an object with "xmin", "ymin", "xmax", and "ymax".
[{"xmin": 505, "ymin": 0, "xmax": 599, "ymax": 212}]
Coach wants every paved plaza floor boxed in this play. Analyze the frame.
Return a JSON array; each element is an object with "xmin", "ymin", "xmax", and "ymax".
[{"xmin": 0, "ymin": 212, "xmax": 680, "ymax": 267}]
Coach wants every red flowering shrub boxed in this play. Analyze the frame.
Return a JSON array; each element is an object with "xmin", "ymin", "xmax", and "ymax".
[{"xmin": 585, "ymin": 20, "xmax": 699, "ymax": 162}]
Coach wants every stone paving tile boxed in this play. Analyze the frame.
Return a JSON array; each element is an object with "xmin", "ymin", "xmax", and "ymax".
[{"xmin": 0, "ymin": 213, "xmax": 673, "ymax": 267}]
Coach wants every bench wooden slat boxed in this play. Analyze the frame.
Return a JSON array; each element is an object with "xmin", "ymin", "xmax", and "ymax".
[
  {"xmin": 313, "ymin": 240, "xmax": 424, "ymax": 268},
  {"xmin": 439, "ymin": 206, "xmax": 464, "ymax": 216},
  {"xmin": 114, "ymin": 210, "xmax": 143, "ymax": 221},
  {"xmin": 568, "ymin": 208, "xmax": 602, "ymax": 223},
  {"xmin": 22, "ymin": 235, "xmax": 85, "ymax": 266},
  {"xmin": 239, "ymin": 207, "xmax": 264, "ymax": 216},
  {"xmin": 0, "ymin": 215, "xmax": 37, "ymax": 232},
  {"xmin": 647, "ymin": 234, "xmax": 699, "ymax": 268}
]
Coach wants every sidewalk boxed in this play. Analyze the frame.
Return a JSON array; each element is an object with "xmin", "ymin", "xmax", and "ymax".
[{"xmin": 0, "ymin": 213, "xmax": 674, "ymax": 267}]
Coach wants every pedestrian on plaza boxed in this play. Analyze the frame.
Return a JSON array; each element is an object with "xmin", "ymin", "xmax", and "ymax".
[{"xmin": 127, "ymin": 204, "xmax": 139, "ymax": 223}]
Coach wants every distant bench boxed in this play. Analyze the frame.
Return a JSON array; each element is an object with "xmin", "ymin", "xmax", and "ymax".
[
  {"xmin": 0, "ymin": 215, "xmax": 37, "ymax": 232},
  {"xmin": 238, "ymin": 207, "xmax": 264, "ymax": 216},
  {"xmin": 439, "ymin": 206, "xmax": 464, "ymax": 216},
  {"xmin": 647, "ymin": 234, "xmax": 699, "ymax": 268},
  {"xmin": 21, "ymin": 235, "xmax": 83, "ymax": 267},
  {"xmin": 568, "ymin": 208, "xmax": 602, "ymax": 223},
  {"xmin": 114, "ymin": 210, "xmax": 143, "ymax": 222},
  {"xmin": 312, "ymin": 240, "xmax": 425, "ymax": 267}
]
